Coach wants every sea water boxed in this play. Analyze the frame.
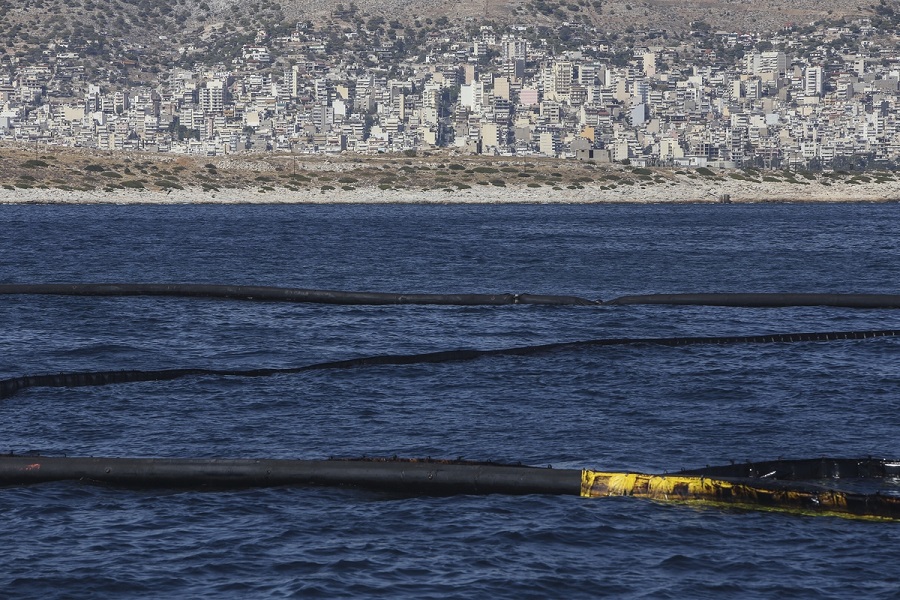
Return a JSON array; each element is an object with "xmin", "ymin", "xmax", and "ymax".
[{"xmin": 1, "ymin": 201, "xmax": 900, "ymax": 598}]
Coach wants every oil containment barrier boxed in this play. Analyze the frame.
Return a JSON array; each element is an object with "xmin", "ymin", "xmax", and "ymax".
[
  {"xmin": 581, "ymin": 471, "xmax": 900, "ymax": 521},
  {"xmin": 2, "ymin": 328, "xmax": 898, "ymax": 400},
  {"xmin": 0, "ymin": 455, "xmax": 583, "ymax": 496},
  {"xmin": 0, "ymin": 283, "xmax": 597, "ymax": 306},
  {"xmin": 5, "ymin": 283, "xmax": 900, "ymax": 309},
  {"xmin": 1, "ymin": 454, "xmax": 899, "ymax": 521},
  {"xmin": 5, "ymin": 285, "xmax": 900, "ymax": 522},
  {"xmin": 603, "ymin": 293, "xmax": 900, "ymax": 308}
]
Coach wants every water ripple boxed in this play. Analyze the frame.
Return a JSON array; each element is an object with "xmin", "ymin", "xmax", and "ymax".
[{"xmin": 3, "ymin": 203, "xmax": 900, "ymax": 598}]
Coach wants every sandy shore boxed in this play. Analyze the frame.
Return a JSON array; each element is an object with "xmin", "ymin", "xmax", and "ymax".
[{"xmin": 0, "ymin": 176, "xmax": 898, "ymax": 204}]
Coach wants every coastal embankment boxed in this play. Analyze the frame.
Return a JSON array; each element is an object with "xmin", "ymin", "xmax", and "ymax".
[
  {"xmin": 2, "ymin": 177, "xmax": 899, "ymax": 204},
  {"xmin": 0, "ymin": 145, "xmax": 897, "ymax": 204}
]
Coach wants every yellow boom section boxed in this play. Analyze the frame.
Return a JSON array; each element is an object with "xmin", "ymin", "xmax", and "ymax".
[{"xmin": 581, "ymin": 470, "xmax": 900, "ymax": 521}]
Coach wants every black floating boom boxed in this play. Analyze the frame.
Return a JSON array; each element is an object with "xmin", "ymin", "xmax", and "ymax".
[
  {"xmin": 0, "ymin": 283, "xmax": 597, "ymax": 306},
  {"xmin": 3, "ymin": 455, "xmax": 900, "ymax": 521},
  {"xmin": 5, "ymin": 284, "xmax": 900, "ymax": 309},
  {"xmin": 1, "ymin": 329, "xmax": 898, "ymax": 400},
  {"xmin": 604, "ymin": 293, "xmax": 900, "ymax": 308},
  {"xmin": 681, "ymin": 456, "xmax": 900, "ymax": 480},
  {"xmin": 0, "ymin": 455, "xmax": 582, "ymax": 495}
]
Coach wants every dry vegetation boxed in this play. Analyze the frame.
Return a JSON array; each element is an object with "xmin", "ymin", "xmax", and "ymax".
[
  {"xmin": 3, "ymin": 145, "xmax": 895, "ymax": 198},
  {"xmin": 262, "ymin": 0, "xmax": 878, "ymax": 35},
  {"xmin": 0, "ymin": 144, "xmax": 674, "ymax": 194}
]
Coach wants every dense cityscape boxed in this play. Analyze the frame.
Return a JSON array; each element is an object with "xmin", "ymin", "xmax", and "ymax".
[{"xmin": 2, "ymin": 8, "xmax": 900, "ymax": 171}]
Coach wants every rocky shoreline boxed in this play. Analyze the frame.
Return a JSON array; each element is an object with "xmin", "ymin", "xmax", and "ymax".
[
  {"xmin": 1, "ymin": 145, "xmax": 897, "ymax": 205},
  {"xmin": 0, "ymin": 177, "xmax": 897, "ymax": 205}
]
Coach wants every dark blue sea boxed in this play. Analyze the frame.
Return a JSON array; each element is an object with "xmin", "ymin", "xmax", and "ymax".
[{"xmin": 2, "ymin": 201, "xmax": 900, "ymax": 598}]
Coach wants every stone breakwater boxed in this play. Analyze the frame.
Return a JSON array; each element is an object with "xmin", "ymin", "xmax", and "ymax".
[{"xmin": 0, "ymin": 178, "xmax": 897, "ymax": 205}]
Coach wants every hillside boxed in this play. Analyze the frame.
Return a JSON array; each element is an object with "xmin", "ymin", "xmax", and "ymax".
[
  {"xmin": 0, "ymin": 0, "xmax": 887, "ymax": 75},
  {"xmin": 277, "ymin": 0, "xmax": 879, "ymax": 33}
]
